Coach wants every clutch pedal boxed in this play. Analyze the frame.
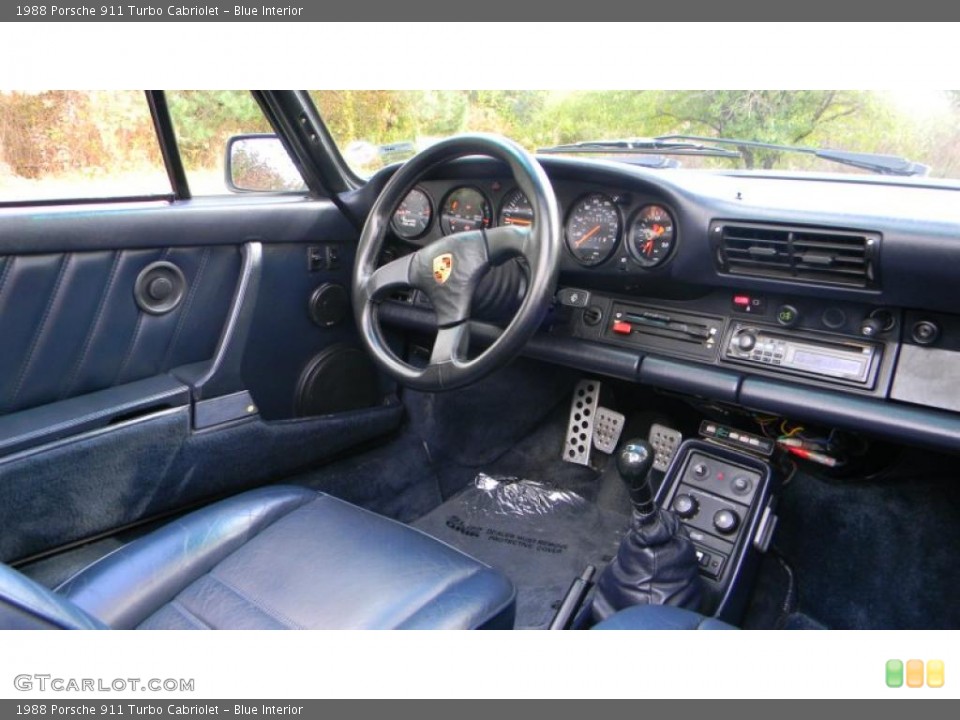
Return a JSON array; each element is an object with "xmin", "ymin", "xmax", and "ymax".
[{"xmin": 563, "ymin": 379, "xmax": 601, "ymax": 466}]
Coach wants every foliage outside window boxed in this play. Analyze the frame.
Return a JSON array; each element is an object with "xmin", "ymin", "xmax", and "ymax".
[
  {"xmin": 0, "ymin": 90, "xmax": 170, "ymax": 202},
  {"xmin": 166, "ymin": 91, "xmax": 303, "ymax": 195},
  {"xmin": 309, "ymin": 90, "xmax": 960, "ymax": 179}
]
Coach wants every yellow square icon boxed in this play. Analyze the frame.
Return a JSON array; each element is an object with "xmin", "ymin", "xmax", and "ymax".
[
  {"xmin": 906, "ymin": 659, "xmax": 924, "ymax": 688},
  {"xmin": 927, "ymin": 660, "xmax": 944, "ymax": 688}
]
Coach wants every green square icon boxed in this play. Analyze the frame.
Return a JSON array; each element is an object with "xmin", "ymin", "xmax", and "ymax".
[{"xmin": 887, "ymin": 659, "xmax": 904, "ymax": 688}]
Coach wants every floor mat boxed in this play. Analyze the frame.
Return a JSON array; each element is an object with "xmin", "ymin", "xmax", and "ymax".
[
  {"xmin": 414, "ymin": 474, "xmax": 630, "ymax": 629},
  {"xmin": 773, "ymin": 467, "xmax": 960, "ymax": 629}
]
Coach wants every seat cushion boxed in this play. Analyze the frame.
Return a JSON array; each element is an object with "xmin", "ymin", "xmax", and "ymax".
[
  {"xmin": 592, "ymin": 605, "xmax": 736, "ymax": 630},
  {"xmin": 56, "ymin": 486, "xmax": 515, "ymax": 630}
]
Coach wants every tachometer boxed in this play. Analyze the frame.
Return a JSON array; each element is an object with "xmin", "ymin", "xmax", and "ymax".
[
  {"xmin": 498, "ymin": 188, "xmax": 534, "ymax": 228},
  {"xmin": 391, "ymin": 187, "xmax": 432, "ymax": 240},
  {"xmin": 628, "ymin": 204, "xmax": 676, "ymax": 268},
  {"xmin": 440, "ymin": 187, "xmax": 492, "ymax": 235},
  {"xmin": 564, "ymin": 193, "xmax": 621, "ymax": 266}
]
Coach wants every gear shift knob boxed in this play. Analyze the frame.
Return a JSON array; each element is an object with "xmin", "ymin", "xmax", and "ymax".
[{"xmin": 617, "ymin": 439, "xmax": 655, "ymax": 516}]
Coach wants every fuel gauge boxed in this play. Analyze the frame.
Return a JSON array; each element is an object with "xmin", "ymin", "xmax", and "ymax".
[{"xmin": 628, "ymin": 204, "xmax": 676, "ymax": 268}]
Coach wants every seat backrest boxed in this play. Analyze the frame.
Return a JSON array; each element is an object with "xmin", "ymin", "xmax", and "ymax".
[{"xmin": 0, "ymin": 563, "xmax": 105, "ymax": 630}]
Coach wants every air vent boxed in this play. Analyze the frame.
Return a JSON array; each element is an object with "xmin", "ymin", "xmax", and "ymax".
[{"xmin": 711, "ymin": 221, "xmax": 879, "ymax": 288}]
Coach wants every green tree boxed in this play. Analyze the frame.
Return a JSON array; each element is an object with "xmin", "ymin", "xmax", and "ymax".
[
  {"xmin": 656, "ymin": 90, "xmax": 867, "ymax": 168},
  {"xmin": 166, "ymin": 91, "xmax": 271, "ymax": 168}
]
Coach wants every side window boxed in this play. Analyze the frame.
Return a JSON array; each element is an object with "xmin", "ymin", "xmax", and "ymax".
[
  {"xmin": 165, "ymin": 91, "xmax": 305, "ymax": 195},
  {"xmin": 0, "ymin": 90, "xmax": 171, "ymax": 203}
]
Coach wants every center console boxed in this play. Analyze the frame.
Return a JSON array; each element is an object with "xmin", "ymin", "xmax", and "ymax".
[{"xmin": 657, "ymin": 439, "xmax": 778, "ymax": 621}]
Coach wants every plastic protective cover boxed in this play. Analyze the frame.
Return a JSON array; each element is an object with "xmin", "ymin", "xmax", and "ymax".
[{"xmin": 469, "ymin": 473, "xmax": 589, "ymax": 517}]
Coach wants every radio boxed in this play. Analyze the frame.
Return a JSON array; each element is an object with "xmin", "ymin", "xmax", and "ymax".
[{"xmin": 725, "ymin": 323, "xmax": 881, "ymax": 387}]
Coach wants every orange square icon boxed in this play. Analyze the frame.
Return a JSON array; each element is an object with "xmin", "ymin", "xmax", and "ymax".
[
  {"xmin": 927, "ymin": 660, "xmax": 944, "ymax": 688},
  {"xmin": 906, "ymin": 659, "xmax": 924, "ymax": 688}
]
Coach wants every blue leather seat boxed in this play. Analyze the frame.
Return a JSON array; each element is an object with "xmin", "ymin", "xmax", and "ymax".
[
  {"xmin": 0, "ymin": 486, "xmax": 515, "ymax": 630},
  {"xmin": 592, "ymin": 605, "xmax": 736, "ymax": 630}
]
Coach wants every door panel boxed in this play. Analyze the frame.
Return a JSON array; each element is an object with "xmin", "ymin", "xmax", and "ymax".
[
  {"xmin": 0, "ymin": 246, "xmax": 239, "ymax": 414},
  {"xmin": 0, "ymin": 196, "xmax": 400, "ymax": 564}
]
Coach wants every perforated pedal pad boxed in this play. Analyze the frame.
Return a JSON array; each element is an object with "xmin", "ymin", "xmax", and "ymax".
[
  {"xmin": 563, "ymin": 379, "xmax": 601, "ymax": 465},
  {"xmin": 649, "ymin": 423, "xmax": 683, "ymax": 472},
  {"xmin": 593, "ymin": 407, "xmax": 625, "ymax": 454}
]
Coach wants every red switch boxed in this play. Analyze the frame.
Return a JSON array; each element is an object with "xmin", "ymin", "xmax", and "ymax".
[
  {"xmin": 733, "ymin": 295, "xmax": 751, "ymax": 307},
  {"xmin": 612, "ymin": 321, "xmax": 632, "ymax": 335}
]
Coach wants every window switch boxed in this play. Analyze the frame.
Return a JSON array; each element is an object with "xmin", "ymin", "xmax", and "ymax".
[{"xmin": 308, "ymin": 244, "xmax": 341, "ymax": 272}]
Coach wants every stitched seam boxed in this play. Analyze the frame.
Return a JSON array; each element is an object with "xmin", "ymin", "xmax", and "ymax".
[
  {"xmin": 113, "ymin": 311, "xmax": 145, "ymax": 386},
  {"xmin": 61, "ymin": 251, "xmax": 121, "ymax": 399},
  {"xmin": 207, "ymin": 573, "xmax": 304, "ymax": 629},
  {"xmin": 0, "ymin": 256, "xmax": 13, "ymax": 306},
  {"xmin": 160, "ymin": 246, "xmax": 209, "ymax": 370},
  {"xmin": 114, "ymin": 249, "xmax": 170, "ymax": 385},
  {"xmin": 8, "ymin": 254, "xmax": 70, "ymax": 410},
  {"xmin": 168, "ymin": 600, "xmax": 212, "ymax": 630}
]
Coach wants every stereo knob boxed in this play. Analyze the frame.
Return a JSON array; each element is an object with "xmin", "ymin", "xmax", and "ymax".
[
  {"xmin": 736, "ymin": 331, "xmax": 757, "ymax": 352},
  {"xmin": 713, "ymin": 509, "xmax": 740, "ymax": 535},
  {"xmin": 673, "ymin": 494, "xmax": 699, "ymax": 519}
]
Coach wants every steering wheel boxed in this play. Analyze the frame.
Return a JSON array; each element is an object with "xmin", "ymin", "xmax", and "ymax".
[{"xmin": 353, "ymin": 134, "xmax": 561, "ymax": 391}]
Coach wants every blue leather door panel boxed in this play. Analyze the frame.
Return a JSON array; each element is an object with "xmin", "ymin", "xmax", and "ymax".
[{"xmin": 0, "ymin": 246, "xmax": 239, "ymax": 415}]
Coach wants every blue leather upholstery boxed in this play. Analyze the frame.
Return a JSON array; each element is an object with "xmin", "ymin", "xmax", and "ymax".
[
  {"xmin": 592, "ymin": 605, "xmax": 737, "ymax": 630},
  {"xmin": 44, "ymin": 486, "xmax": 515, "ymax": 630},
  {"xmin": 0, "ymin": 246, "xmax": 239, "ymax": 415},
  {"xmin": 0, "ymin": 563, "xmax": 106, "ymax": 630}
]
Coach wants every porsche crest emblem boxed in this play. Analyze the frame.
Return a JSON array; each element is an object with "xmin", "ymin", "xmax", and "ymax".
[{"xmin": 432, "ymin": 253, "xmax": 453, "ymax": 284}]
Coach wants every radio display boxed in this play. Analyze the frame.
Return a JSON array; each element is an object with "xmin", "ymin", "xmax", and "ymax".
[{"xmin": 792, "ymin": 350, "xmax": 863, "ymax": 377}]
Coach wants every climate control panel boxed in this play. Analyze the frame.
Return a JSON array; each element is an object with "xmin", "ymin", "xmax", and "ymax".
[{"xmin": 658, "ymin": 440, "xmax": 776, "ymax": 620}]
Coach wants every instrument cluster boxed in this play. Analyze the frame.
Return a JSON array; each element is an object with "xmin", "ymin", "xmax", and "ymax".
[{"xmin": 389, "ymin": 180, "xmax": 679, "ymax": 272}]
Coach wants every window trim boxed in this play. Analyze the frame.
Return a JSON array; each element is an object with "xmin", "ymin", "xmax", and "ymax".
[{"xmin": 146, "ymin": 90, "xmax": 191, "ymax": 200}]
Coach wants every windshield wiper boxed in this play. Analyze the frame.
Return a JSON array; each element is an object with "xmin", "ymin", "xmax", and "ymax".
[
  {"xmin": 539, "ymin": 135, "xmax": 929, "ymax": 177},
  {"xmin": 656, "ymin": 134, "xmax": 930, "ymax": 177},
  {"xmin": 537, "ymin": 138, "xmax": 742, "ymax": 159}
]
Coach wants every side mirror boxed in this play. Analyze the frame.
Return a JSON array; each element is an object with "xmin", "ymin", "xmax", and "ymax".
[{"xmin": 224, "ymin": 134, "xmax": 308, "ymax": 193}]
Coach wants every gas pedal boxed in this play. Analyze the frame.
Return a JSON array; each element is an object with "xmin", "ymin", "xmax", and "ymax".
[{"xmin": 649, "ymin": 423, "xmax": 683, "ymax": 472}]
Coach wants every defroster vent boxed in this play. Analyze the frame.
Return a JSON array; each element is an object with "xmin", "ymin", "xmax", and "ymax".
[{"xmin": 711, "ymin": 221, "xmax": 879, "ymax": 288}]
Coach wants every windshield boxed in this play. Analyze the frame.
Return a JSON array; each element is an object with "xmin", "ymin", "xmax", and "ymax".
[{"xmin": 308, "ymin": 90, "xmax": 960, "ymax": 180}]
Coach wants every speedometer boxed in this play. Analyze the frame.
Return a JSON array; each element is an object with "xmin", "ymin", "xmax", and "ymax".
[
  {"xmin": 440, "ymin": 187, "xmax": 492, "ymax": 235},
  {"xmin": 564, "ymin": 193, "xmax": 621, "ymax": 266}
]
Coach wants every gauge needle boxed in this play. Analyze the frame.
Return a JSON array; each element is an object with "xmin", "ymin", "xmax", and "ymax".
[
  {"xmin": 507, "ymin": 218, "xmax": 532, "ymax": 226},
  {"xmin": 576, "ymin": 225, "xmax": 602, "ymax": 247}
]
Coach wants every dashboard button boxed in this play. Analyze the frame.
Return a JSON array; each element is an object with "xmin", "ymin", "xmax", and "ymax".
[
  {"xmin": 612, "ymin": 321, "xmax": 632, "ymax": 335},
  {"xmin": 776, "ymin": 305, "xmax": 799, "ymax": 327},
  {"xmin": 912, "ymin": 320, "xmax": 940, "ymax": 345}
]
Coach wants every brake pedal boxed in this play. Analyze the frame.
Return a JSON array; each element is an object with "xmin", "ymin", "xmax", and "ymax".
[
  {"xmin": 563, "ymin": 379, "xmax": 601, "ymax": 466},
  {"xmin": 648, "ymin": 423, "xmax": 682, "ymax": 472},
  {"xmin": 593, "ymin": 407, "xmax": 625, "ymax": 454}
]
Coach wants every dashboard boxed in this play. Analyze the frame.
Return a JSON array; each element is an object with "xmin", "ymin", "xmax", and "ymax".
[{"xmin": 362, "ymin": 155, "xmax": 960, "ymax": 454}]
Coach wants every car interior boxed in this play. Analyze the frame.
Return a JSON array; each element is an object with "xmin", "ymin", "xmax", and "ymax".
[{"xmin": 1, "ymin": 90, "xmax": 958, "ymax": 631}]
